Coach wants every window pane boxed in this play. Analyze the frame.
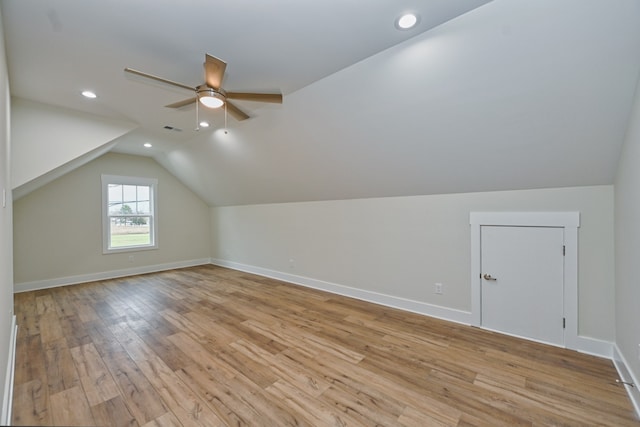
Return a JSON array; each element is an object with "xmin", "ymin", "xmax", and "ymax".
[
  {"xmin": 108, "ymin": 184, "xmax": 123, "ymax": 214},
  {"xmin": 123, "ymin": 185, "xmax": 137, "ymax": 204},
  {"xmin": 121, "ymin": 203, "xmax": 134, "ymax": 214},
  {"xmin": 109, "ymin": 216, "xmax": 151, "ymax": 248},
  {"xmin": 137, "ymin": 201, "xmax": 150, "ymax": 214},
  {"xmin": 138, "ymin": 186, "xmax": 150, "ymax": 214},
  {"xmin": 137, "ymin": 186, "xmax": 150, "ymax": 200}
]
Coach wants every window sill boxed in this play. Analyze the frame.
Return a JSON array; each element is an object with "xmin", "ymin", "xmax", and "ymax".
[{"xmin": 103, "ymin": 244, "xmax": 158, "ymax": 255}]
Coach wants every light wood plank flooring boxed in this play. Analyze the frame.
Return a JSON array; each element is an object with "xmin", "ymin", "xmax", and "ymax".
[{"xmin": 12, "ymin": 265, "xmax": 639, "ymax": 426}]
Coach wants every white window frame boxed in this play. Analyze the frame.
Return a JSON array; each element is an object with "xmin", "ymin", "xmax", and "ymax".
[{"xmin": 102, "ymin": 174, "xmax": 158, "ymax": 253}]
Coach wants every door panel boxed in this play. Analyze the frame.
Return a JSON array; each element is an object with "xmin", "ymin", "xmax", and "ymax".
[{"xmin": 481, "ymin": 226, "xmax": 564, "ymax": 346}]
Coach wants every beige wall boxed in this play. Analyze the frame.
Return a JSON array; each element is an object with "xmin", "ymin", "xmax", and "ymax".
[
  {"xmin": 212, "ymin": 185, "xmax": 615, "ymax": 342},
  {"xmin": 13, "ymin": 152, "xmax": 211, "ymax": 285}
]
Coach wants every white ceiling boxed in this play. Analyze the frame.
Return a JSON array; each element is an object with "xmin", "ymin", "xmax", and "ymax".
[
  {"xmin": 3, "ymin": 0, "xmax": 640, "ymax": 206},
  {"xmin": 2, "ymin": 0, "xmax": 489, "ymax": 146}
]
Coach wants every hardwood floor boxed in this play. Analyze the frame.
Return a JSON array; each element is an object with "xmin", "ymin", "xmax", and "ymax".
[{"xmin": 12, "ymin": 265, "xmax": 639, "ymax": 426}]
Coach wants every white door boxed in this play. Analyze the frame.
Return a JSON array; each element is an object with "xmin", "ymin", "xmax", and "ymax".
[{"xmin": 480, "ymin": 226, "xmax": 565, "ymax": 346}]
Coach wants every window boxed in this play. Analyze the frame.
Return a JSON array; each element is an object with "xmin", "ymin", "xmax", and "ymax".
[{"xmin": 102, "ymin": 175, "xmax": 158, "ymax": 253}]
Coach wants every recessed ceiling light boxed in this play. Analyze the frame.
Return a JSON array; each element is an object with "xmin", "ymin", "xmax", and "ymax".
[
  {"xmin": 143, "ymin": 143, "xmax": 152, "ymax": 148},
  {"xmin": 81, "ymin": 90, "xmax": 97, "ymax": 99},
  {"xmin": 396, "ymin": 13, "xmax": 419, "ymax": 30},
  {"xmin": 199, "ymin": 121, "xmax": 210, "ymax": 128}
]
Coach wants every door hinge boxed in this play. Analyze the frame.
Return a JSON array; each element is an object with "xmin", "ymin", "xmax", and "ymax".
[
  {"xmin": 563, "ymin": 245, "xmax": 566, "ymax": 256},
  {"xmin": 563, "ymin": 318, "xmax": 566, "ymax": 329}
]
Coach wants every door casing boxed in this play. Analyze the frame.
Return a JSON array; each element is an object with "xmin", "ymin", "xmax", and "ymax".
[{"xmin": 470, "ymin": 212, "xmax": 580, "ymax": 349}]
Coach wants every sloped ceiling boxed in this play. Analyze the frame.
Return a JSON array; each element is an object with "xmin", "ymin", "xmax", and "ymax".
[
  {"xmin": 3, "ymin": 0, "xmax": 640, "ymax": 206},
  {"xmin": 158, "ymin": 0, "xmax": 640, "ymax": 206},
  {"xmin": 2, "ymin": 0, "xmax": 490, "ymax": 146},
  {"xmin": 11, "ymin": 98, "xmax": 136, "ymax": 194}
]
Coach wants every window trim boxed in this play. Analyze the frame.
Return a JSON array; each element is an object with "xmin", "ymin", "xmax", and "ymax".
[{"xmin": 101, "ymin": 174, "xmax": 158, "ymax": 254}]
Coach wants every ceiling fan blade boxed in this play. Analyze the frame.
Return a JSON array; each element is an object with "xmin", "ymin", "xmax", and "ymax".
[
  {"xmin": 225, "ymin": 92, "xmax": 283, "ymax": 104},
  {"xmin": 225, "ymin": 100, "xmax": 250, "ymax": 121},
  {"xmin": 124, "ymin": 67, "xmax": 194, "ymax": 91},
  {"xmin": 165, "ymin": 97, "xmax": 197, "ymax": 108},
  {"xmin": 204, "ymin": 54, "xmax": 227, "ymax": 90}
]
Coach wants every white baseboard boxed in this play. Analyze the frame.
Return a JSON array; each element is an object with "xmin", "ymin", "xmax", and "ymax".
[
  {"xmin": 13, "ymin": 258, "xmax": 212, "ymax": 293},
  {"xmin": 575, "ymin": 335, "xmax": 614, "ymax": 359},
  {"xmin": 210, "ymin": 258, "xmax": 474, "ymax": 325},
  {"xmin": 11, "ymin": 258, "xmax": 618, "ymax": 368},
  {"xmin": 1, "ymin": 315, "xmax": 17, "ymax": 426},
  {"xmin": 210, "ymin": 258, "xmax": 614, "ymax": 359},
  {"xmin": 613, "ymin": 345, "xmax": 640, "ymax": 418}
]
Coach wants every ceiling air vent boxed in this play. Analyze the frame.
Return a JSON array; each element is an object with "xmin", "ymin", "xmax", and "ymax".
[{"xmin": 163, "ymin": 125, "xmax": 182, "ymax": 132}]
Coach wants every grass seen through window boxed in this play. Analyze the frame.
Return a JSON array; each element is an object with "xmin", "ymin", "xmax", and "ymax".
[
  {"xmin": 109, "ymin": 222, "xmax": 151, "ymax": 248},
  {"xmin": 110, "ymin": 233, "xmax": 151, "ymax": 247}
]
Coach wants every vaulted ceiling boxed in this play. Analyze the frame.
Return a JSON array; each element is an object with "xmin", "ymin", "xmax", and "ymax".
[{"xmin": 3, "ymin": 0, "xmax": 640, "ymax": 206}]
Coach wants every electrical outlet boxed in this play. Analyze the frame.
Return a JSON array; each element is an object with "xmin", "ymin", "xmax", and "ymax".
[
  {"xmin": 289, "ymin": 258, "xmax": 295, "ymax": 269},
  {"xmin": 435, "ymin": 283, "xmax": 443, "ymax": 295},
  {"xmin": 128, "ymin": 255, "xmax": 135, "ymax": 263}
]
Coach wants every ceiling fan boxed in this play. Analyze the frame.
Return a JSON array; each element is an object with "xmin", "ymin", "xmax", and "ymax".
[{"xmin": 124, "ymin": 54, "xmax": 282, "ymax": 121}]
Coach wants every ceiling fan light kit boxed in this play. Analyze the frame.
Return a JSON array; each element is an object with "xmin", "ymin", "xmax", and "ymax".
[
  {"xmin": 125, "ymin": 53, "xmax": 282, "ymax": 124},
  {"xmin": 197, "ymin": 86, "xmax": 225, "ymax": 109}
]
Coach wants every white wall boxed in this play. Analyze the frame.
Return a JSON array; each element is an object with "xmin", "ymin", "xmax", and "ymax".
[
  {"xmin": 0, "ymin": 8, "xmax": 14, "ymax": 423},
  {"xmin": 614, "ymin": 69, "xmax": 640, "ymax": 407},
  {"xmin": 11, "ymin": 97, "xmax": 136, "ymax": 191},
  {"xmin": 13, "ymin": 152, "xmax": 211, "ymax": 288},
  {"xmin": 212, "ymin": 185, "xmax": 614, "ymax": 342}
]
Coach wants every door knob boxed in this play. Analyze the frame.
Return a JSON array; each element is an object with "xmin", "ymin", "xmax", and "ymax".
[{"xmin": 483, "ymin": 273, "xmax": 497, "ymax": 281}]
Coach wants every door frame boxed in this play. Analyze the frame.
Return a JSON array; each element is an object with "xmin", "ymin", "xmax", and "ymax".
[{"xmin": 470, "ymin": 212, "xmax": 580, "ymax": 349}]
